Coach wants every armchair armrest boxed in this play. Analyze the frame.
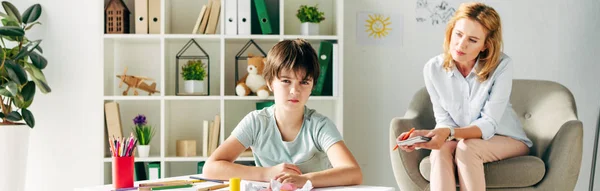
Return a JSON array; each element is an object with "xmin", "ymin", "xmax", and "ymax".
[
  {"xmin": 536, "ymin": 120, "xmax": 583, "ymax": 190},
  {"xmin": 389, "ymin": 117, "xmax": 431, "ymax": 191}
]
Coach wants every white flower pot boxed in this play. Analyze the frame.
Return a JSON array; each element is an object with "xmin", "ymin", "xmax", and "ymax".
[
  {"xmin": 0, "ymin": 125, "xmax": 30, "ymax": 191},
  {"xmin": 184, "ymin": 80, "xmax": 205, "ymax": 94},
  {"xmin": 138, "ymin": 145, "xmax": 151, "ymax": 158},
  {"xmin": 301, "ymin": 22, "xmax": 319, "ymax": 35}
]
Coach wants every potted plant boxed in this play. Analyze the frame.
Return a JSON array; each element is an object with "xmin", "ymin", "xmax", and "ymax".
[
  {"xmin": 296, "ymin": 4, "xmax": 325, "ymax": 35},
  {"xmin": 181, "ymin": 59, "xmax": 207, "ymax": 94},
  {"xmin": 0, "ymin": 2, "xmax": 50, "ymax": 191},
  {"xmin": 132, "ymin": 114, "xmax": 155, "ymax": 157}
]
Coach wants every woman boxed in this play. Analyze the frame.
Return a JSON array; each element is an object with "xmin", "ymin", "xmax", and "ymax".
[{"xmin": 398, "ymin": 2, "xmax": 532, "ymax": 191}]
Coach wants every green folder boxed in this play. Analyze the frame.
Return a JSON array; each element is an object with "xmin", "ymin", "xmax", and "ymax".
[
  {"xmin": 197, "ymin": 161, "xmax": 205, "ymax": 174},
  {"xmin": 256, "ymin": 101, "xmax": 275, "ymax": 110},
  {"xmin": 312, "ymin": 41, "xmax": 333, "ymax": 96},
  {"xmin": 253, "ymin": 0, "xmax": 272, "ymax": 34},
  {"xmin": 147, "ymin": 162, "xmax": 161, "ymax": 179},
  {"xmin": 134, "ymin": 162, "xmax": 147, "ymax": 181}
]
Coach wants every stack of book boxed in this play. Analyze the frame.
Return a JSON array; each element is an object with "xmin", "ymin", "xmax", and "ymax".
[
  {"xmin": 202, "ymin": 115, "xmax": 221, "ymax": 157},
  {"xmin": 192, "ymin": 0, "xmax": 222, "ymax": 34}
]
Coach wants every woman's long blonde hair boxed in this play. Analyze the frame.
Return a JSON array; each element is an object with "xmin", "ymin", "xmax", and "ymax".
[{"xmin": 443, "ymin": 2, "xmax": 502, "ymax": 82}]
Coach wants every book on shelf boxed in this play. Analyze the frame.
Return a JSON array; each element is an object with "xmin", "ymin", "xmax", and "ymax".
[
  {"xmin": 204, "ymin": 0, "xmax": 221, "ymax": 34},
  {"xmin": 104, "ymin": 102, "xmax": 123, "ymax": 139},
  {"xmin": 208, "ymin": 115, "xmax": 221, "ymax": 155},
  {"xmin": 202, "ymin": 120, "xmax": 210, "ymax": 157},
  {"xmin": 198, "ymin": 0, "xmax": 213, "ymax": 34},
  {"xmin": 192, "ymin": 5, "xmax": 207, "ymax": 34}
]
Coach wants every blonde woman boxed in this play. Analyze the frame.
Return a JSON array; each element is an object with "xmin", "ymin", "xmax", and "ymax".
[{"xmin": 398, "ymin": 2, "xmax": 532, "ymax": 190}]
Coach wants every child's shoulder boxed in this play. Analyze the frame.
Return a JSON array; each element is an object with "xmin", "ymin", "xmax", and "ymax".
[{"xmin": 303, "ymin": 107, "xmax": 334, "ymax": 126}]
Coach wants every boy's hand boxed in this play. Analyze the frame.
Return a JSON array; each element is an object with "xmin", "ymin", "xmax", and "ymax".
[
  {"xmin": 274, "ymin": 173, "xmax": 309, "ymax": 189},
  {"xmin": 265, "ymin": 163, "xmax": 302, "ymax": 180}
]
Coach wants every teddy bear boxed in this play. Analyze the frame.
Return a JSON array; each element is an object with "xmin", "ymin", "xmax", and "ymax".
[{"xmin": 236, "ymin": 53, "xmax": 271, "ymax": 99}]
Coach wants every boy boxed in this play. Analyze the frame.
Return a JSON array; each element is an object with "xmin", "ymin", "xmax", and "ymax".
[{"xmin": 203, "ymin": 39, "xmax": 362, "ymax": 188}]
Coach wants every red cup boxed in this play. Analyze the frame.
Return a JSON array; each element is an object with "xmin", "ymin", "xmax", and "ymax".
[{"xmin": 113, "ymin": 156, "xmax": 134, "ymax": 189}]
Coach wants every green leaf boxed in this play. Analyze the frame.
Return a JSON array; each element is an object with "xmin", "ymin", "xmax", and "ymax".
[
  {"xmin": 0, "ymin": 88, "xmax": 12, "ymax": 97},
  {"xmin": 24, "ymin": 63, "xmax": 51, "ymax": 93},
  {"xmin": 0, "ymin": 26, "xmax": 23, "ymax": 36},
  {"xmin": 22, "ymin": 108, "xmax": 33, "ymax": 128},
  {"xmin": 0, "ymin": 11, "xmax": 7, "ymax": 18},
  {"xmin": 1, "ymin": 17, "xmax": 19, "ymax": 26},
  {"xmin": 22, "ymin": 82, "xmax": 35, "ymax": 101},
  {"xmin": 24, "ymin": 21, "xmax": 40, "ymax": 30},
  {"xmin": 6, "ymin": 110, "xmax": 22, "ymax": 121},
  {"xmin": 34, "ymin": 45, "xmax": 42, "ymax": 53},
  {"xmin": 14, "ymin": 39, "xmax": 41, "ymax": 60},
  {"xmin": 5, "ymin": 60, "xmax": 27, "ymax": 85},
  {"xmin": 0, "ymin": 112, "xmax": 4, "ymax": 118},
  {"xmin": 2, "ymin": 1, "xmax": 21, "ymax": 24},
  {"xmin": 13, "ymin": 93, "xmax": 32, "ymax": 109},
  {"xmin": 5, "ymin": 81, "xmax": 17, "ymax": 96},
  {"xmin": 29, "ymin": 51, "xmax": 47, "ymax": 69},
  {"xmin": 21, "ymin": 4, "xmax": 41, "ymax": 24}
]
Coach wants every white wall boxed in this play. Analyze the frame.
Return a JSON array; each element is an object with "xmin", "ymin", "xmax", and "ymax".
[
  {"xmin": 343, "ymin": 0, "xmax": 600, "ymax": 191},
  {"xmin": 8, "ymin": 0, "xmax": 104, "ymax": 190}
]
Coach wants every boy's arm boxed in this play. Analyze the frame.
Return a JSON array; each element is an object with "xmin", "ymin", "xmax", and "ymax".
[
  {"xmin": 203, "ymin": 136, "xmax": 269, "ymax": 181},
  {"xmin": 203, "ymin": 136, "xmax": 301, "ymax": 181},
  {"xmin": 302, "ymin": 141, "xmax": 363, "ymax": 187}
]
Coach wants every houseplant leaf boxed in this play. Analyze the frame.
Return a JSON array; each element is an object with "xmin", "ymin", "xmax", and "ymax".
[
  {"xmin": 24, "ymin": 63, "xmax": 51, "ymax": 93},
  {"xmin": 6, "ymin": 110, "xmax": 21, "ymax": 121},
  {"xmin": 1, "ymin": 1, "xmax": 21, "ymax": 24},
  {"xmin": 24, "ymin": 21, "xmax": 41, "ymax": 30},
  {"xmin": 21, "ymin": 4, "xmax": 41, "ymax": 24},
  {"xmin": 21, "ymin": 108, "xmax": 33, "ymax": 128},
  {"xmin": 22, "ymin": 81, "xmax": 35, "ymax": 101},
  {"xmin": 1, "ymin": 17, "xmax": 19, "ymax": 26},
  {"xmin": 14, "ymin": 39, "xmax": 41, "ymax": 60},
  {"xmin": 0, "ymin": 88, "xmax": 12, "ymax": 97},
  {"xmin": 0, "ymin": 26, "xmax": 24, "ymax": 36},
  {"xmin": 29, "ymin": 51, "xmax": 47, "ymax": 69},
  {"xmin": 5, "ymin": 81, "xmax": 18, "ymax": 96},
  {"xmin": 14, "ymin": 93, "xmax": 32, "ymax": 109},
  {"xmin": 5, "ymin": 60, "xmax": 27, "ymax": 85}
]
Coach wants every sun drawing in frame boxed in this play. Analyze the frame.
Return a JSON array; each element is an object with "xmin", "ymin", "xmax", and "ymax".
[{"xmin": 365, "ymin": 14, "xmax": 392, "ymax": 39}]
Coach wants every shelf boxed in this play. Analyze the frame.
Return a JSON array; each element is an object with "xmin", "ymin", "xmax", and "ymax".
[
  {"xmin": 164, "ymin": 34, "xmax": 221, "ymax": 40},
  {"xmin": 164, "ymin": 96, "xmax": 221, "ymax": 100},
  {"xmin": 103, "ymin": 157, "xmax": 162, "ymax": 162},
  {"xmin": 103, "ymin": 96, "xmax": 162, "ymax": 101},
  {"xmin": 102, "ymin": 0, "xmax": 343, "ymax": 183},
  {"xmin": 165, "ymin": 157, "xmax": 209, "ymax": 162},
  {"xmin": 103, "ymin": 34, "xmax": 162, "ymax": 40}
]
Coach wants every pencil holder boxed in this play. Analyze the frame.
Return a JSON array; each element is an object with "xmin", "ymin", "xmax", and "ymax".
[{"xmin": 113, "ymin": 156, "xmax": 134, "ymax": 188}]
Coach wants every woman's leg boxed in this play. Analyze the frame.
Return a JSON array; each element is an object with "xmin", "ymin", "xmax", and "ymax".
[
  {"xmin": 454, "ymin": 136, "xmax": 529, "ymax": 191},
  {"xmin": 429, "ymin": 141, "xmax": 459, "ymax": 191}
]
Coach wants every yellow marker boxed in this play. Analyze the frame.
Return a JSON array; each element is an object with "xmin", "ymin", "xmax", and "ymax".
[{"xmin": 229, "ymin": 177, "xmax": 241, "ymax": 191}]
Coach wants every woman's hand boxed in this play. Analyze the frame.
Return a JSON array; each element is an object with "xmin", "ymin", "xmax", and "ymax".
[
  {"xmin": 397, "ymin": 129, "xmax": 429, "ymax": 152},
  {"xmin": 274, "ymin": 173, "xmax": 310, "ymax": 189},
  {"xmin": 265, "ymin": 163, "xmax": 302, "ymax": 181},
  {"xmin": 413, "ymin": 128, "xmax": 451, "ymax": 150}
]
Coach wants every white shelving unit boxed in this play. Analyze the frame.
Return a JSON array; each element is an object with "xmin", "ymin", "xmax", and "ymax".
[{"xmin": 102, "ymin": 0, "xmax": 343, "ymax": 184}]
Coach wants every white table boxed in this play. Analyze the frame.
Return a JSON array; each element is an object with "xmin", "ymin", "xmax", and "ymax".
[{"xmin": 75, "ymin": 174, "xmax": 394, "ymax": 191}]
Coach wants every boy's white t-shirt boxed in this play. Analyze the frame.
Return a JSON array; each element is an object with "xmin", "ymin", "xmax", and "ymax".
[{"xmin": 231, "ymin": 105, "xmax": 343, "ymax": 173}]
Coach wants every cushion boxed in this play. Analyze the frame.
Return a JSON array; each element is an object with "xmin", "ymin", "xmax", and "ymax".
[{"xmin": 419, "ymin": 155, "xmax": 545, "ymax": 188}]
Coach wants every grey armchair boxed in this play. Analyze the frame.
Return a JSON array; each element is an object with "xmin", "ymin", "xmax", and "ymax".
[{"xmin": 390, "ymin": 80, "xmax": 583, "ymax": 190}]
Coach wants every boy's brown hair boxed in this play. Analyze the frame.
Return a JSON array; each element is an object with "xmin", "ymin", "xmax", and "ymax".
[{"xmin": 263, "ymin": 39, "xmax": 320, "ymax": 87}]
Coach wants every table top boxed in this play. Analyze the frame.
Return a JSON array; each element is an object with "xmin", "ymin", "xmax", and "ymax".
[{"xmin": 75, "ymin": 174, "xmax": 395, "ymax": 191}]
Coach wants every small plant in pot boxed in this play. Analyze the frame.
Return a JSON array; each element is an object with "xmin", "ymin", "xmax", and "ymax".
[
  {"xmin": 181, "ymin": 59, "xmax": 207, "ymax": 94},
  {"xmin": 132, "ymin": 114, "xmax": 155, "ymax": 158},
  {"xmin": 296, "ymin": 4, "xmax": 325, "ymax": 35}
]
